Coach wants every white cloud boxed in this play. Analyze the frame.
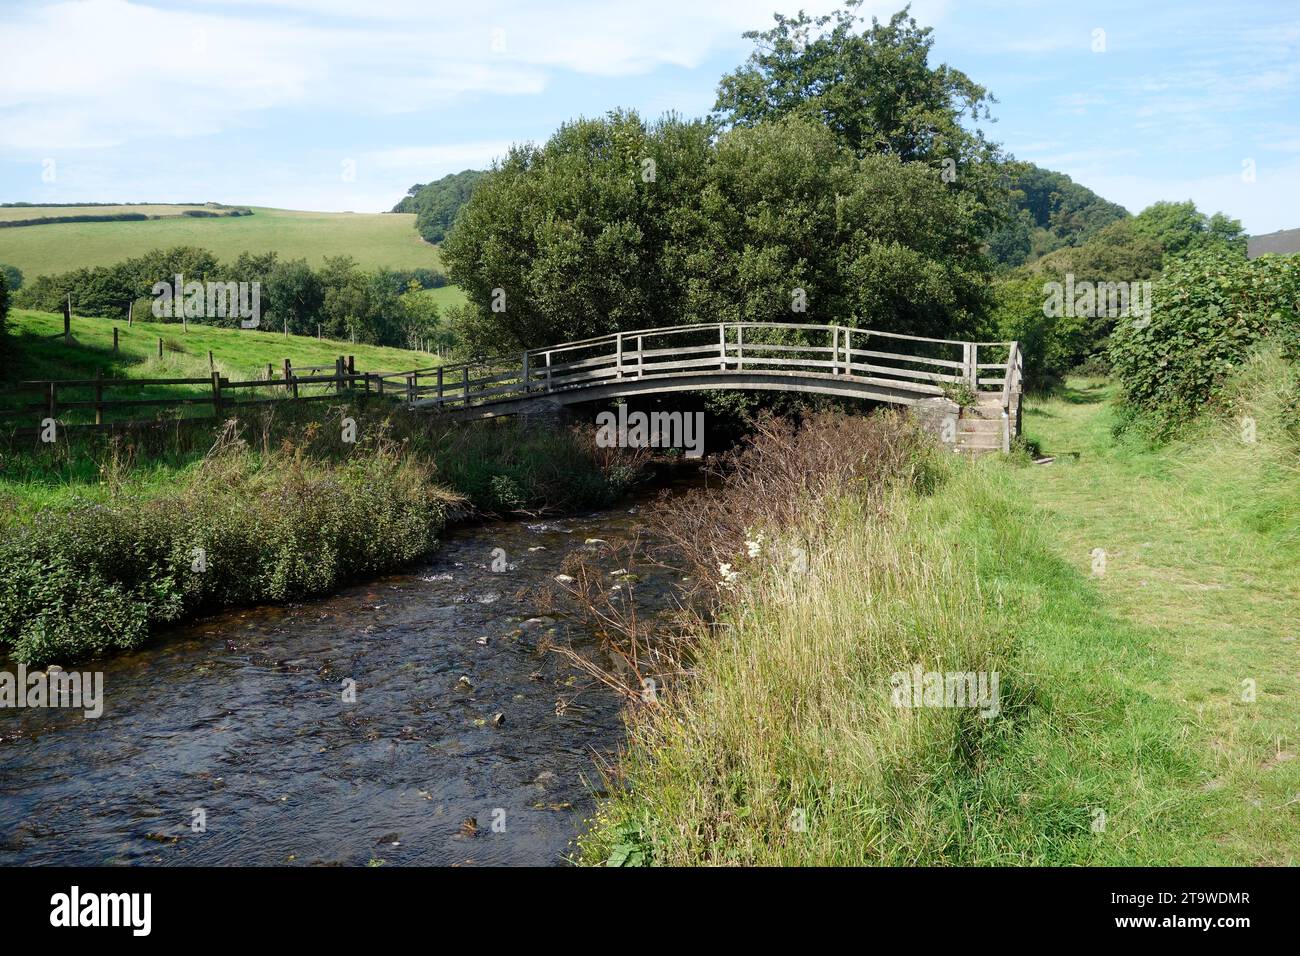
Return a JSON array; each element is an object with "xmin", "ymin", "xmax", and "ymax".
[{"xmin": 0, "ymin": 0, "xmax": 892, "ymax": 154}]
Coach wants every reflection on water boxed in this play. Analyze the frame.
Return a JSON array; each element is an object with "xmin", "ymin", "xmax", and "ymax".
[{"xmin": 0, "ymin": 495, "xmax": 687, "ymax": 866}]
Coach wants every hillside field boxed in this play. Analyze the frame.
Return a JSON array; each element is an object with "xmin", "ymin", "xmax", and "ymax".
[
  {"xmin": 0, "ymin": 206, "xmax": 442, "ymax": 278},
  {"xmin": 1, "ymin": 308, "xmax": 440, "ymax": 424},
  {"xmin": 0, "ymin": 204, "xmax": 243, "ymax": 223}
]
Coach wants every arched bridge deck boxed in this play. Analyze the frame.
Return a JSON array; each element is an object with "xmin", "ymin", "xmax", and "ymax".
[{"xmin": 379, "ymin": 323, "xmax": 1024, "ymax": 453}]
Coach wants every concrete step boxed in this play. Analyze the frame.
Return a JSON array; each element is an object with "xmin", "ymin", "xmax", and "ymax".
[{"xmin": 956, "ymin": 436, "xmax": 1003, "ymax": 450}]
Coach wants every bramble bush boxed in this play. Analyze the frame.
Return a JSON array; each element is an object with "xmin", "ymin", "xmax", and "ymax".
[{"xmin": 1109, "ymin": 249, "xmax": 1300, "ymax": 435}]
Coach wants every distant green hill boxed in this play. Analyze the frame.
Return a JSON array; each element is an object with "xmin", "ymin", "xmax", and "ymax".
[
  {"xmin": 392, "ymin": 169, "xmax": 486, "ymax": 244},
  {"xmin": 0, "ymin": 206, "xmax": 441, "ymax": 279},
  {"xmin": 988, "ymin": 163, "xmax": 1131, "ymax": 268}
]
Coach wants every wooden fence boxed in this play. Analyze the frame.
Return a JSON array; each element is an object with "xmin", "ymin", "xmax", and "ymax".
[{"xmin": 0, "ymin": 356, "xmax": 397, "ymax": 435}]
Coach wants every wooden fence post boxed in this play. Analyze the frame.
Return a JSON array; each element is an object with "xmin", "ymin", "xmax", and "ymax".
[
  {"xmin": 211, "ymin": 371, "xmax": 223, "ymax": 418},
  {"xmin": 719, "ymin": 324, "xmax": 726, "ymax": 369},
  {"xmin": 47, "ymin": 382, "xmax": 56, "ymax": 424},
  {"xmin": 113, "ymin": 327, "xmax": 119, "ymax": 353},
  {"xmin": 406, "ymin": 373, "xmax": 415, "ymax": 403},
  {"xmin": 64, "ymin": 295, "xmax": 72, "ymax": 343},
  {"xmin": 158, "ymin": 337, "xmax": 163, "ymax": 359},
  {"xmin": 637, "ymin": 336, "xmax": 644, "ymax": 377},
  {"xmin": 94, "ymin": 370, "xmax": 103, "ymax": 426},
  {"xmin": 208, "ymin": 350, "xmax": 215, "ymax": 374},
  {"xmin": 521, "ymin": 351, "xmax": 530, "ymax": 393},
  {"xmin": 126, "ymin": 300, "xmax": 133, "ymax": 328},
  {"xmin": 462, "ymin": 366, "xmax": 469, "ymax": 404},
  {"xmin": 284, "ymin": 359, "xmax": 297, "ymax": 399},
  {"xmin": 843, "ymin": 327, "xmax": 851, "ymax": 376},
  {"xmin": 436, "ymin": 366, "xmax": 444, "ymax": 403},
  {"xmin": 347, "ymin": 355, "xmax": 355, "ymax": 390}
]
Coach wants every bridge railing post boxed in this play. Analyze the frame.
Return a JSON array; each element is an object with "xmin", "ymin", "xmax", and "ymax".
[
  {"xmin": 616, "ymin": 333, "xmax": 623, "ymax": 379},
  {"xmin": 545, "ymin": 352, "xmax": 552, "ymax": 392},
  {"xmin": 521, "ymin": 351, "xmax": 530, "ymax": 395},
  {"xmin": 737, "ymin": 326, "xmax": 744, "ymax": 371},
  {"xmin": 637, "ymin": 336, "xmax": 644, "ymax": 377},
  {"xmin": 843, "ymin": 327, "xmax": 851, "ymax": 376},
  {"xmin": 719, "ymin": 324, "xmax": 726, "ymax": 370}
]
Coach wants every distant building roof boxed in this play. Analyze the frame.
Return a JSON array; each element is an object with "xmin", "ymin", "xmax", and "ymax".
[{"xmin": 1248, "ymin": 228, "xmax": 1300, "ymax": 258}]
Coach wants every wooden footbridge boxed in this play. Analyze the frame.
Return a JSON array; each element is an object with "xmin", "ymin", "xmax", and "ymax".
[
  {"xmin": 3, "ymin": 322, "xmax": 1023, "ymax": 455},
  {"xmin": 377, "ymin": 323, "xmax": 1024, "ymax": 454}
]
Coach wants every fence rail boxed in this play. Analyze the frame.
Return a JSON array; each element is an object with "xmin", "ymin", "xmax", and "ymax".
[{"xmin": 0, "ymin": 355, "xmax": 401, "ymax": 434}]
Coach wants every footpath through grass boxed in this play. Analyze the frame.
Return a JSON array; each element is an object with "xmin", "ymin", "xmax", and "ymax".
[{"xmin": 1016, "ymin": 368, "xmax": 1299, "ymax": 865}]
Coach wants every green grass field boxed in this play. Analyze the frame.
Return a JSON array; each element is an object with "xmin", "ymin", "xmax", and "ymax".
[
  {"xmin": 0, "ymin": 206, "xmax": 441, "ymax": 277},
  {"xmin": 416, "ymin": 285, "xmax": 469, "ymax": 311},
  {"xmin": 0, "ymin": 308, "xmax": 441, "ymax": 427}
]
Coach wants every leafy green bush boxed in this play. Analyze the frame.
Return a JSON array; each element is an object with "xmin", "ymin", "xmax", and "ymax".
[
  {"xmin": 1109, "ymin": 249, "xmax": 1300, "ymax": 434},
  {"xmin": 0, "ymin": 269, "xmax": 8, "ymax": 370},
  {"xmin": 0, "ymin": 451, "xmax": 449, "ymax": 665}
]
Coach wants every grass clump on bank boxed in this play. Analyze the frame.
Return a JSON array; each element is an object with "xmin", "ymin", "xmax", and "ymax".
[{"xmin": 0, "ymin": 400, "xmax": 646, "ymax": 665}]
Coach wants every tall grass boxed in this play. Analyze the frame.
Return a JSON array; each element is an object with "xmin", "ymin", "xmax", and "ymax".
[{"xmin": 578, "ymin": 409, "xmax": 1214, "ymax": 865}]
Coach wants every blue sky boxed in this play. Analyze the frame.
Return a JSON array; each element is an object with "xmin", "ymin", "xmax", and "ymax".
[{"xmin": 1, "ymin": 0, "xmax": 1297, "ymax": 233}]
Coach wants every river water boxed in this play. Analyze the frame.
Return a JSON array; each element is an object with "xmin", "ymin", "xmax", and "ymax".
[{"xmin": 0, "ymin": 490, "xmax": 691, "ymax": 866}]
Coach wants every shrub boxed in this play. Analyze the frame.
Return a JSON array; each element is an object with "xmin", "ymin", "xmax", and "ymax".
[
  {"xmin": 1109, "ymin": 249, "xmax": 1300, "ymax": 434},
  {"xmin": 0, "ymin": 269, "xmax": 8, "ymax": 370},
  {"xmin": 0, "ymin": 448, "xmax": 450, "ymax": 665}
]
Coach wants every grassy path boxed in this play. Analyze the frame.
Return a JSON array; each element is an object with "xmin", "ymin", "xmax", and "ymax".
[{"xmin": 1018, "ymin": 377, "xmax": 1299, "ymax": 864}]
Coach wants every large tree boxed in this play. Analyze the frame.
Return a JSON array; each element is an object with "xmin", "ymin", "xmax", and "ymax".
[
  {"xmin": 713, "ymin": 2, "xmax": 1006, "ymax": 236},
  {"xmin": 442, "ymin": 111, "xmax": 993, "ymax": 354},
  {"xmin": 441, "ymin": 110, "xmax": 714, "ymax": 354}
]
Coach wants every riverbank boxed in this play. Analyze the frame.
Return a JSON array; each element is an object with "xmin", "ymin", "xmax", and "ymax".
[
  {"xmin": 0, "ymin": 495, "xmax": 691, "ymax": 865},
  {"xmin": 580, "ymin": 362, "xmax": 1299, "ymax": 865},
  {"xmin": 0, "ymin": 401, "xmax": 647, "ymax": 665}
]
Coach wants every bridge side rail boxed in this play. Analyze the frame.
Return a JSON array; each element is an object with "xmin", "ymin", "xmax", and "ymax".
[{"xmin": 399, "ymin": 323, "xmax": 1020, "ymax": 412}]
